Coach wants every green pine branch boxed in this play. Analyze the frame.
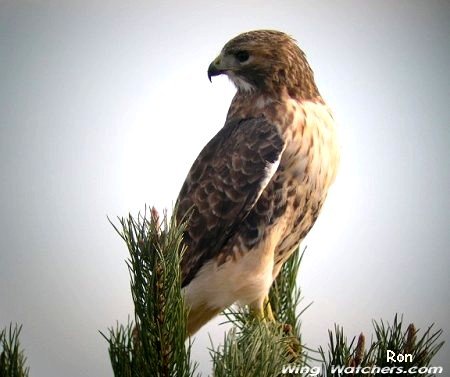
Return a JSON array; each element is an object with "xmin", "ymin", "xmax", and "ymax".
[
  {"xmin": 102, "ymin": 207, "xmax": 198, "ymax": 377},
  {"xmin": 319, "ymin": 315, "xmax": 444, "ymax": 377},
  {"xmin": 0, "ymin": 324, "xmax": 30, "ymax": 377},
  {"xmin": 210, "ymin": 320, "xmax": 302, "ymax": 377},
  {"xmin": 268, "ymin": 247, "xmax": 306, "ymax": 331}
]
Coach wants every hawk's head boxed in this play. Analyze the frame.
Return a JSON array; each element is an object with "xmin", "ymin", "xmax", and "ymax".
[{"xmin": 207, "ymin": 30, "xmax": 320, "ymax": 99}]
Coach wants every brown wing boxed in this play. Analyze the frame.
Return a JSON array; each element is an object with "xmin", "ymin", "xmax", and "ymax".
[{"xmin": 176, "ymin": 117, "xmax": 284, "ymax": 287}]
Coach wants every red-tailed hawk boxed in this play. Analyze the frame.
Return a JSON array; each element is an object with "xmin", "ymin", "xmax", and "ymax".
[{"xmin": 176, "ymin": 30, "xmax": 339, "ymax": 336}]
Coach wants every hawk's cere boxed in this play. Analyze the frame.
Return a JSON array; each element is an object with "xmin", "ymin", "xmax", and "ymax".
[{"xmin": 176, "ymin": 30, "xmax": 340, "ymax": 336}]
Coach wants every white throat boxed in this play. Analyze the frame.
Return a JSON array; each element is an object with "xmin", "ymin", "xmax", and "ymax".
[{"xmin": 228, "ymin": 72, "xmax": 255, "ymax": 93}]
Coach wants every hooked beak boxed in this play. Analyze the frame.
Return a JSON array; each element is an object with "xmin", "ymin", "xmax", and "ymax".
[{"xmin": 207, "ymin": 56, "xmax": 225, "ymax": 82}]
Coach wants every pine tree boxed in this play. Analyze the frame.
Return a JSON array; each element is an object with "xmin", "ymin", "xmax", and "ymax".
[
  {"xmin": 103, "ymin": 208, "xmax": 444, "ymax": 377},
  {"xmin": 1, "ymin": 208, "xmax": 444, "ymax": 376}
]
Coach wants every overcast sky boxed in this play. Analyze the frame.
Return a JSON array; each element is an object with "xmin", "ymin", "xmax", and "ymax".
[{"xmin": 0, "ymin": 1, "xmax": 449, "ymax": 376}]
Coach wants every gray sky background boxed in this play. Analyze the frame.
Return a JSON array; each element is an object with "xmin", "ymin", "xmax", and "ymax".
[{"xmin": 0, "ymin": 1, "xmax": 449, "ymax": 376}]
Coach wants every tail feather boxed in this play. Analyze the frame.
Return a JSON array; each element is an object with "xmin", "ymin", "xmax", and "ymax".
[{"xmin": 187, "ymin": 305, "xmax": 221, "ymax": 337}]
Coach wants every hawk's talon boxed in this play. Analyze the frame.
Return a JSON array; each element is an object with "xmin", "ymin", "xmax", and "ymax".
[{"xmin": 249, "ymin": 296, "xmax": 276, "ymax": 322}]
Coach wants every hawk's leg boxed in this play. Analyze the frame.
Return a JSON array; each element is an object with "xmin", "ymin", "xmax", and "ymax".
[
  {"xmin": 249, "ymin": 296, "xmax": 275, "ymax": 322},
  {"xmin": 263, "ymin": 296, "xmax": 275, "ymax": 321}
]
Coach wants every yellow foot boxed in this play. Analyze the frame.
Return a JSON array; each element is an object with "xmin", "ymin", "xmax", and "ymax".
[
  {"xmin": 263, "ymin": 296, "xmax": 275, "ymax": 322},
  {"xmin": 250, "ymin": 296, "xmax": 276, "ymax": 322}
]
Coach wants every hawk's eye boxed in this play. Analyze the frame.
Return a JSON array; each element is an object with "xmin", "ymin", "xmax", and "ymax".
[{"xmin": 235, "ymin": 50, "xmax": 249, "ymax": 63}]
